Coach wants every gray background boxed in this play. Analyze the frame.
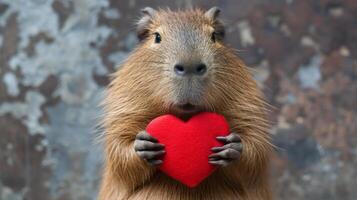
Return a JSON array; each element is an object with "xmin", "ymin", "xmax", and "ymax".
[{"xmin": 0, "ymin": 0, "xmax": 356, "ymax": 199}]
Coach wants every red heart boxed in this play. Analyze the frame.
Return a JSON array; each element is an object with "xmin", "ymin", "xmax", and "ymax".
[{"xmin": 146, "ymin": 112, "xmax": 229, "ymax": 187}]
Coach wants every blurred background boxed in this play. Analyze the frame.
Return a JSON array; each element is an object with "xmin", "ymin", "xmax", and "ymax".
[{"xmin": 0, "ymin": 0, "xmax": 356, "ymax": 199}]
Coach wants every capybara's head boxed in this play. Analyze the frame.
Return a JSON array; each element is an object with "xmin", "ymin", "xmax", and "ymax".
[{"xmin": 119, "ymin": 7, "xmax": 247, "ymax": 117}]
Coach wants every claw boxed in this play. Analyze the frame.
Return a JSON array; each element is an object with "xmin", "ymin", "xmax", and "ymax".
[
  {"xmin": 209, "ymin": 159, "xmax": 231, "ymax": 167},
  {"xmin": 209, "ymin": 148, "xmax": 240, "ymax": 159},
  {"xmin": 216, "ymin": 132, "xmax": 241, "ymax": 143},
  {"xmin": 211, "ymin": 143, "xmax": 242, "ymax": 153},
  {"xmin": 210, "ymin": 132, "xmax": 243, "ymax": 167},
  {"xmin": 134, "ymin": 131, "xmax": 165, "ymax": 165},
  {"xmin": 136, "ymin": 131, "xmax": 158, "ymax": 142}
]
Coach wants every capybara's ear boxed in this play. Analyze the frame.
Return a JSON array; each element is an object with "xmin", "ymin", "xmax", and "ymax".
[
  {"xmin": 205, "ymin": 7, "xmax": 225, "ymax": 40},
  {"xmin": 204, "ymin": 7, "xmax": 221, "ymax": 20},
  {"xmin": 137, "ymin": 7, "xmax": 156, "ymax": 41}
]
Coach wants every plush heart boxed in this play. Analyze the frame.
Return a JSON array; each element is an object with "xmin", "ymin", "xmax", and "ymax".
[{"xmin": 146, "ymin": 112, "xmax": 229, "ymax": 187}]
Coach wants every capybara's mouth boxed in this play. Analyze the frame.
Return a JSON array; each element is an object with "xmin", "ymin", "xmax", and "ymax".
[
  {"xmin": 172, "ymin": 102, "xmax": 202, "ymax": 117},
  {"xmin": 177, "ymin": 103, "xmax": 197, "ymax": 112},
  {"xmin": 172, "ymin": 103, "xmax": 202, "ymax": 121}
]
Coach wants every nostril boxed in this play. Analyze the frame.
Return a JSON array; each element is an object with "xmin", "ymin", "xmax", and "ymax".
[
  {"xmin": 174, "ymin": 64, "xmax": 185, "ymax": 75},
  {"xmin": 195, "ymin": 64, "xmax": 207, "ymax": 75}
]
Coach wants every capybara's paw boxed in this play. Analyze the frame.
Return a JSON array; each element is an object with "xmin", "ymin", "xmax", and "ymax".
[
  {"xmin": 134, "ymin": 131, "xmax": 165, "ymax": 166},
  {"xmin": 209, "ymin": 132, "xmax": 243, "ymax": 167}
]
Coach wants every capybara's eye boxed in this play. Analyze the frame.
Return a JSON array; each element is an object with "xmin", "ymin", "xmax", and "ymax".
[
  {"xmin": 211, "ymin": 32, "xmax": 216, "ymax": 42},
  {"xmin": 154, "ymin": 32, "xmax": 161, "ymax": 43}
]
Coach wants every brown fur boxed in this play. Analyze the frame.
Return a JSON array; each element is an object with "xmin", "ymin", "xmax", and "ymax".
[{"xmin": 99, "ymin": 8, "xmax": 272, "ymax": 200}]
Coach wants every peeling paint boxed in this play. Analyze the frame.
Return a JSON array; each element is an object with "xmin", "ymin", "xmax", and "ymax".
[
  {"xmin": 301, "ymin": 36, "xmax": 319, "ymax": 50},
  {"xmin": 9, "ymin": 24, "xmax": 111, "ymax": 87},
  {"xmin": 3, "ymin": 72, "xmax": 19, "ymax": 96},
  {"xmin": 0, "ymin": 91, "xmax": 46, "ymax": 134},
  {"xmin": 0, "ymin": 184, "xmax": 25, "ymax": 200},
  {"xmin": 56, "ymin": 73, "xmax": 98, "ymax": 105},
  {"xmin": 108, "ymin": 51, "xmax": 129, "ymax": 68},
  {"xmin": 44, "ymin": 91, "xmax": 104, "ymax": 199},
  {"xmin": 238, "ymin": 21, "xmax": 255, "ymax": 47},
  {"xmin": 298, "ymin": 55, "xmax": 322, "ymax": 90},
  {"xmin": 253, "ymin": 60, "xmax": 270, "ymax": 88},
  {"xmin": 1, "ymin": 0, "xmax": 59, "ymax": 49},
  {"xmin": 1, "ymin": 0, "xmax": 110, "ymax": 198},
  {"xmin": 103, "ymin": 8, "xmax": 121, "ymax": 19},
  {"xmin": 124, "ymin": 32, "xmax": 138, "ymax": 50}
]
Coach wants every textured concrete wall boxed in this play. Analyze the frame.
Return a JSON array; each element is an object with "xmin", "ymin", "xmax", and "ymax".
[{"xmin": 0, "ymin": 0, "xmax": 356, "ymax": 200}]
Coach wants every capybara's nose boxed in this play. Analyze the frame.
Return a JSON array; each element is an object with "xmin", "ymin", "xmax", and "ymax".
[{"xmin": 174, "ymin": 63, "xmax": 207, "ymax": 76}]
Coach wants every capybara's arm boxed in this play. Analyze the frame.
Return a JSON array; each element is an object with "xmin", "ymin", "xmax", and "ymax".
[
  {"xmin": 217, "ymin": 130, "xmax": 271, "ymax": 200},
  {"xmin": 220, "ymin": 92, "xmax": 272, "ymax": 199},
  {"xmin": 102, "ymin": 116, "xmax": 156, "ymax": 194}
]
